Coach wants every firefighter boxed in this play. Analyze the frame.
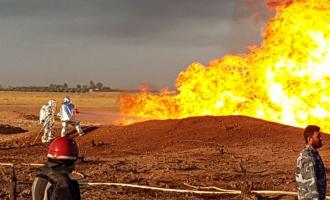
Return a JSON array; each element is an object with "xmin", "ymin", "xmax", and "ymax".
[
  {"xmin": 39, "ymin": 99, "xmax": 56, "ymax": 143},
  {"xmin": 32, "ymin": 137, "xmax": 81, "ymax": 200},
  {"xmin": 58, "ymin": 96, "xmax": 85, "ymax": 137}
]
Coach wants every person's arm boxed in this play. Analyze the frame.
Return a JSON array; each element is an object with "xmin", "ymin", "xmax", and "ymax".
[
  {"xmin": 39, "ymin": 106, "xmax": 46, "ymax": 124},
  {"xmin": 300, "ymin": 157, "xmax": 319, "ymax": 199}
]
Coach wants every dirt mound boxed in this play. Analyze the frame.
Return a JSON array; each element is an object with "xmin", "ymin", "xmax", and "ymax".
[
  {"xmin": 78, "ymin": 115, "xmax": 305, "ymax": 154},
  {"xmin": 2, "ymin": 115, "xmax": 330, "ymax": 200},
  {"xmin": 22, "ymin": 114, "xmax": 39, "ymax": 121},
  {"xmin": 0, "ymin": 124, "xmax": 27, "ymax": 135}
]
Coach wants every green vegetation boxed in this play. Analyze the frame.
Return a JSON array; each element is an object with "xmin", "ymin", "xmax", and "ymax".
[{"xmin": 0, "ymin": 81, "xmax": 117, "ymax": 93}]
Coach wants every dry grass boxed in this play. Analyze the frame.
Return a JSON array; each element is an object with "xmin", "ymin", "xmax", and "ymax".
[{"xmin": 0, "ymin": 91, "xmax": 121, "ymax": 111}]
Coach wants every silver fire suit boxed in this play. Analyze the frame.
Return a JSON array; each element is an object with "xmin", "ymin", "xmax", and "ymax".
[
  {"xmin": 39, "ymin": 100, "xmax": 56, "ymax": 143},
  {"xmin": 58, "ymin": 101, "xmax": 84, "ymax": 137}
]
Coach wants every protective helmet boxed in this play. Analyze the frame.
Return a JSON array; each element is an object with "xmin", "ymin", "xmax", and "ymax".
[
  {"xmin": 63, "ymin": 96, "xmax": 71, "ymax": 103},
  {"xmin": 48, "ymin": 99, "xmax": 56, "ymax": 107},
  {"xmin": 48, "ymin": 137, "xmax": 79, "ymax": 160}
]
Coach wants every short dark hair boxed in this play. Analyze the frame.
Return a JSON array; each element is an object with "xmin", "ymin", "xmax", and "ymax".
[{"xmin": 304, "ymin": 125, "xmax": 320, "ymax": 143}]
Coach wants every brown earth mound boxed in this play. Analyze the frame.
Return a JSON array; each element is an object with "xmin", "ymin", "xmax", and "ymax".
[
  {"xmin": 0, "ymin": 124, "xmax": 27, "ymax": 135},
  {"xmin": 21, "ymin": 114, "xmax": 39, "ymax": 121},
  {"xmin": 1, "ymin": 116, "xmax": 330, "ymax": 199}
]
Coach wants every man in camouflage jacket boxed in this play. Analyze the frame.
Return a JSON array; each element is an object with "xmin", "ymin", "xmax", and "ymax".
[{"xmin": 296, "ymin": 125, "xmax": 326, "ymax": 200}]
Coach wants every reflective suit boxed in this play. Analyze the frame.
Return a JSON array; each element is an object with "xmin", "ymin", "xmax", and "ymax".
[
  {"xmin": 39, "ymin": 100, "xmax": 56, "ymax": 143},
  {"xmin": 58, "ymin": 97, "xmax": 84, "ymax": 137}
]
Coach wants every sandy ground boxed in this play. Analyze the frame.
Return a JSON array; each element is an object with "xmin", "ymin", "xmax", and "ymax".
[{"xmin": 1, "ymin": 106, "xmax": 330, "ymax": 199}]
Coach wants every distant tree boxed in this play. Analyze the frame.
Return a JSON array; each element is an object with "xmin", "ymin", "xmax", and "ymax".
[
  {"xmin": 75, "ymin": 84, "xmax": 81, "ymax": 92},
  {"xmin": 62, "ymin": 83, "xmax": 68, "ymax": 92},
  {"xmin": 56, "ymin": 85, "xmax": 62, "ymax": 92},
  {"xmin": 89, "ymin": 81, "xmax": 96, "ymax": 89},
  {"xmin": 68, "ymin": 88, "xmax": 75, "ymax": 92},
  {"xmin": 49, "ymin": 84, "xmax": 55, "ymax": 92},
  {"xmin": 102, "ymin": 86, "xmax": 111, "ymax": 91},
  {"xmin": 82, "ymin": 85, "xmax": 88, "ymax": 93},
  {"xmin": 96, "ymin": 82, "xmax": 103, "ymax": 90}
]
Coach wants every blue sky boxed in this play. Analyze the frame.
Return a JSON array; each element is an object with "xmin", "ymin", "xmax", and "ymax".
[{"xmin": 0, "ymin": 0, "xmax": 272, "ymax": 90}]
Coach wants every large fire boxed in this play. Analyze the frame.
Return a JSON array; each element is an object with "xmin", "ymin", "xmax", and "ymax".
[{"xmin": 119, "ymin": 0, "xmax": 330, "ymax": 131}]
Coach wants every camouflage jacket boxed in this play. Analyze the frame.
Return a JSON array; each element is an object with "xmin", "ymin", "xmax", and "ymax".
[{"xmin": 296, "ymin": 145, "xmax": 326, "ymax": 200}]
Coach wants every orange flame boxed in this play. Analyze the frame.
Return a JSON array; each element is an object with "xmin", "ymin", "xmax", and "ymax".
[{"xmin": 119, "ymin": 0, "xmax": 330, "ymax": 131}]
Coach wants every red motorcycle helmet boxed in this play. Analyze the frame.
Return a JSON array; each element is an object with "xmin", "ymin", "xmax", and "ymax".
[{"xmin": 47, "ymin": 137, "xmax": 79, "ymax": 160}]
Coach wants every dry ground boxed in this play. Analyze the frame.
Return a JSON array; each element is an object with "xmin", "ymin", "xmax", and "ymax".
[{"xmin": 0, "ymin": 92, "xmax": 329, "ymax": 199}]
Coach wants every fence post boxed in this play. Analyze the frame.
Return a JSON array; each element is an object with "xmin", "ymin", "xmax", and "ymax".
[{"xmin": 9, "ymin": 165, "xmax": 16, "ymax": 200}]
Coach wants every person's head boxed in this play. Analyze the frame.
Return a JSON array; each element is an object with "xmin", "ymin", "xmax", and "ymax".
[
  {"xmin": 304, "ymin": 125, "xmax": 322, "ymax": 149},
  {"xmin": 48, "ymin": 99, "xmax": 56, "ymax": 108},
  {"xmin": 63, "ymin": 96, "xmax": 71, "ymax": 103},
  {"xmin": 47, "ymin": 137, "xmax": 79, "ymax": 172}
]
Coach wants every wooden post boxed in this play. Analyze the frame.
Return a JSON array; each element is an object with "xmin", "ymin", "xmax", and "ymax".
[{"xmin": 9, "ymin": 165, "xmax": 16, "ymax": 200}]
